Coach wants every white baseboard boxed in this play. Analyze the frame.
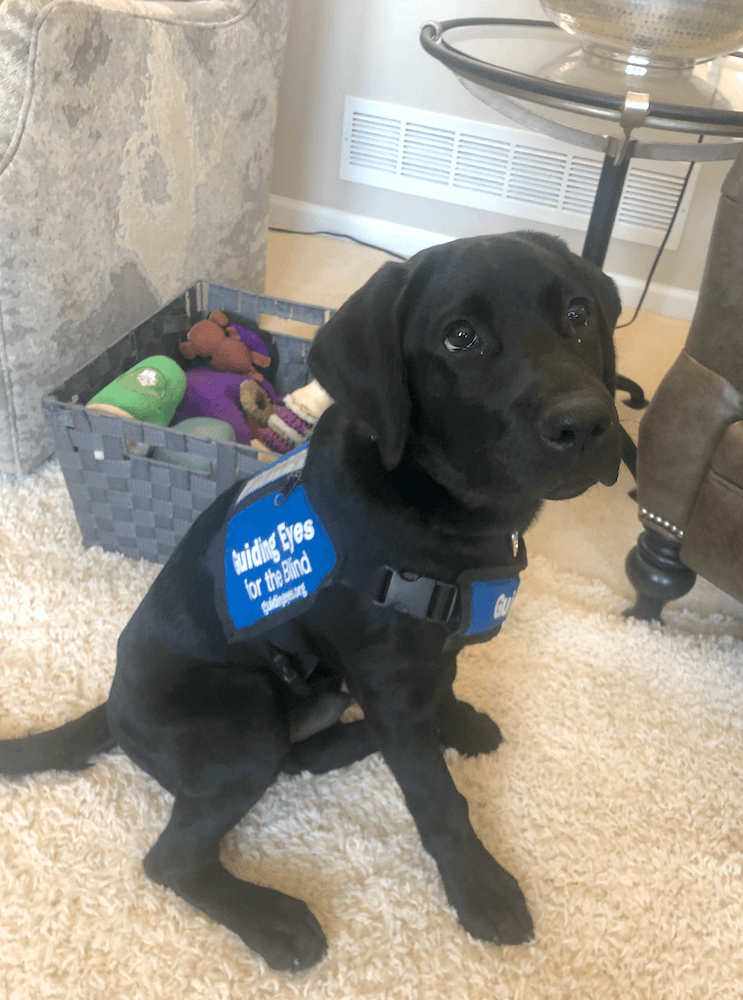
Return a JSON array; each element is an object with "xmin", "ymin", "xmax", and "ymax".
[
  {"xmin": 269, "ymin": 195, "xmax": 699, "ymax": 321},
  {"xmin": 607, "ymin": 272, "xmax": 698, "ymax": 321},
  {"xmin": 269, "ymin": 195, "xmax": 452, "ymax": 259}
]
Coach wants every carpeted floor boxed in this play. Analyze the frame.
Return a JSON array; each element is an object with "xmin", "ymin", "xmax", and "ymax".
[{"xmin": 2, "ymin": 232, "xmax": 743, "ymax": 999}]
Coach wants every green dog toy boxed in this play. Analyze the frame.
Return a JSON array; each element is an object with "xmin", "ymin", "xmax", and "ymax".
[{"xmin": 86, "ymin": 356, "xmax": 186, "ymax": 426}]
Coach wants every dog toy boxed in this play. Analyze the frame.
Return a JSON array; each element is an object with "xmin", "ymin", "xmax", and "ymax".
[
  {"xmin": 175, "ymin": 369, "xmax": 261, "ymax": 446},
  {"xmin": 151, "ymin": 417, "xmax": 236, "ymax": 475},
  {"xmin": 174, "ymin": 313, "xmax": 276, "ymax": 446},
  {"xmin": 175, "ymin": 311, "xmax": 331, "ymax": 455},
  {"xmin": 282, "ymin": 380, "xmax": 333, "ymax": 426},
  {"xmin": 240, "ymin": 380, "xmax": 317, "ymax": 454},
  {"xmin": 86, "ymin": 356, "xmax": 186, "ymax": 426},
  {"xmin": 178, "ymin": 311, "xmax": 272, "ymax": 379}
]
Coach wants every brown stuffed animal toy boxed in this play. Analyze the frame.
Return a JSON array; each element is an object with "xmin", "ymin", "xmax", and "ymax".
[{"xmin": 178, "ymin": 310, "xmax": 271, "ymax": 380}]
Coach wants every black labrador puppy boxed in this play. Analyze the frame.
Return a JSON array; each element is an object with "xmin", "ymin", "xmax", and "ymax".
[{"xmin": 0, "ymin": 232, "xmax": 622, "ymax": 971}]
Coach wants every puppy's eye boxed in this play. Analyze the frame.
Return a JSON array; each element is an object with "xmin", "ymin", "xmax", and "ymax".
[
  {"xmin": 567, "ymin": 302, "xmax": 589, "ymax": 327},
  {"xmin": 444, "ymin": 322, "xmax": 480, "ymax": 352}
]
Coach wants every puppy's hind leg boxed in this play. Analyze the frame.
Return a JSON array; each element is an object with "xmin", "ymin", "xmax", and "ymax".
[
  {"xmin": 144, "ymin": 791, "xmax": 327, "ymax": 971},
  {"xmin": 136, "ymin": 671, "xmax": 327, "ymax": 972},
  {"xmin": 282, "ymin": 718, "xmax": 378, "ymax": 775}
]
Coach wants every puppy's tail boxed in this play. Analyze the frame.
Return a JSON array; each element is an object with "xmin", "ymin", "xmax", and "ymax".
[{"xmin": 0, "ymin": 703, "xmax": 115, "ymax": 776}]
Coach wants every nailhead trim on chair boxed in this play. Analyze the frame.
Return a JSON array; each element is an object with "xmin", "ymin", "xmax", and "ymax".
[{"xmin": 640, "ymin": 507, "xmax": 684, "ymax": 539}]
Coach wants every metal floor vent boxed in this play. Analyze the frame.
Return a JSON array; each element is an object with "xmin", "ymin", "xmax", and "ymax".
[{"xmin": 340, "ymin": 97, "xmax": 699, "ymax": 250}]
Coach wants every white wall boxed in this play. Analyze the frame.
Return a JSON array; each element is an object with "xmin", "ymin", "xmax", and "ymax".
[{"xmin": 271, "ymin": 0, "xmax": 733, "ymax": 315}]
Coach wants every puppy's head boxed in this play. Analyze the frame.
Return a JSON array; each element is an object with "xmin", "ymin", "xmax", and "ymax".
[{"xmin": 309, "ymin": 232, "xmax": 622, "ymax": 508}]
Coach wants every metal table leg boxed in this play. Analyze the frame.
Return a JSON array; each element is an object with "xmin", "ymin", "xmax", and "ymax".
[{"xmin": 581, "ymin": 152, "xmax": 630, "ymax": 267}]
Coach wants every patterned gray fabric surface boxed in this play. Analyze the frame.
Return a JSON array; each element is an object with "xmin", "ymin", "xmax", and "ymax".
[{"xmin": 0, "ymin": 0, "xmax": 291, "ymax": 475}]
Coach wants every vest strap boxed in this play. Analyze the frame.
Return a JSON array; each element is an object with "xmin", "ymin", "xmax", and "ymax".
[{"xmin": 373, "ymin": 568, "xmax": 459, "ymax": 622}]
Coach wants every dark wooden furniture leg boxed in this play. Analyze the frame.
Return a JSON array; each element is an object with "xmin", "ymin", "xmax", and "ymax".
[{"xmin": 624, "ymin": 527, "xmax": 697, "ymax": 623}]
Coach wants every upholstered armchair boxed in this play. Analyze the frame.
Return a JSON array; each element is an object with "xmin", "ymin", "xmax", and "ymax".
[
  {"xmin": 0, "ymin": 0, "xmax": 291, "ymax": 475},
  {"xmin": 625, "ymin": 143, "xmax": 743, "ymax": 621}
]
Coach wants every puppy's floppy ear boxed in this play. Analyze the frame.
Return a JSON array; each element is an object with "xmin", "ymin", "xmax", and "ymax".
[{"xmin": 309, "ymin": 260, "xmax": 412, "ymax": 469}]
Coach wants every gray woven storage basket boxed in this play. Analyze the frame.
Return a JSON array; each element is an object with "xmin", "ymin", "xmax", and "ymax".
[{"xmin": 42, "ymin": 281, "xmax": 331, "ymax": 564}]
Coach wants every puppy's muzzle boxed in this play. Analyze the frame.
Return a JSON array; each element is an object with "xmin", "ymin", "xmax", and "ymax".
[{"xmin": 538, "ymin": 388, "xmax": 620, "ymax": 489}]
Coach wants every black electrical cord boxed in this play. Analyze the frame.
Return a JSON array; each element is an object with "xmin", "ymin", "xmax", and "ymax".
[
  {"xmin": 269, "ymin": 226, "xmax": 408, "ymax": 261},
  {"xmin": 616, "ymin": 135, "xmax": 704, "ymax": 329}
]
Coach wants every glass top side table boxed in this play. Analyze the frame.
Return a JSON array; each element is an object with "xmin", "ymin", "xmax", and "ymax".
[{"xmin": 420, "ymin": 18, "xmax": 743, "ymax": 266}]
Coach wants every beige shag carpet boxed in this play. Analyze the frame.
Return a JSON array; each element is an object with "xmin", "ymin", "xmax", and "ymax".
[
  {"xmin": 4, "ymin": 459, "xmax": 743, "ymax": 1000},
  {"xmin": 3, "ymin": 234, "xmax": 743, "ymax": 999}
]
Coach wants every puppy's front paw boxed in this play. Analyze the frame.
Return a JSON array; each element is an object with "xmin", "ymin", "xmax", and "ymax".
[
  {"xmin": 438, "ymin": 698, "xmax": 503, "ymax": 756},
  {"xmin": 443, "ymin": 848, "xmax": 534, "ymax": 946}
]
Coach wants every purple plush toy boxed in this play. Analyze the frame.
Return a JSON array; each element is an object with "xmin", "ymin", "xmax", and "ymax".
[
  {"xmin": 175, "ymin": 369, "xmax": 256, "ymax": 445},
  {"xmin": 175, "ymin": 313, "xmax": 312, "ymax": 454}
]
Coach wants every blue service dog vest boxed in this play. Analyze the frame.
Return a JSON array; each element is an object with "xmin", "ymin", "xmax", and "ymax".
[{"xmin": 217, "ymin": 444, "xmax": 525, "ymax": 646}]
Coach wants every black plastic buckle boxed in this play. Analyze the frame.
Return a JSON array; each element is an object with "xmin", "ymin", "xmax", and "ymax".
[{"xmin": 375, "ymin": 568, "xmax": 458, "ymax": 623}]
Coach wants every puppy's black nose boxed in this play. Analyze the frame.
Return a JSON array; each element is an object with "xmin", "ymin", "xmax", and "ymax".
[{"xmin": 537, "ymin": 390, "xmax": 614, "ymax": 452}]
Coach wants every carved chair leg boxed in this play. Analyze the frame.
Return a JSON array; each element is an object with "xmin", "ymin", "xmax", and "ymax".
[{"xmin": 624, "ymin": 527, "xmax": 696, "ymax": 623}]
